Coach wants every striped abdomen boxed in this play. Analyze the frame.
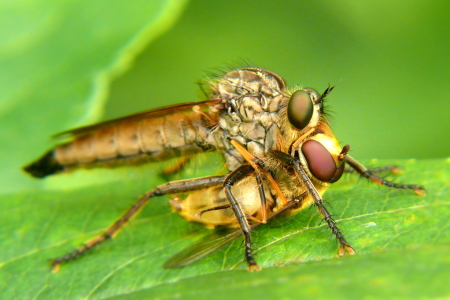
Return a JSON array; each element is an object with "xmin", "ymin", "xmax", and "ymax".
[{"xmin": 24, "ymin": 111, "xmax": 217, "ymax": 178}]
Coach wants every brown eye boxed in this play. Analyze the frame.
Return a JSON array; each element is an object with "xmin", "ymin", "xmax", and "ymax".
[
  {"xmin": 301, "ymin": 140, "xmax": 345, "ymax": 183},
  {"xmin": 329, "ymin": 162, "xmax": 345, "ymax": 183},
  {"xmin": 287, "ymin": 90, "xmax": 314, "ymax": 130}
]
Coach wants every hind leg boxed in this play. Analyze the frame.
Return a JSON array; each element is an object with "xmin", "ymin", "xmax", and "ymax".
[{"xmin": 50, "ymin": 175, "xmax": 226, "ymax": 272}]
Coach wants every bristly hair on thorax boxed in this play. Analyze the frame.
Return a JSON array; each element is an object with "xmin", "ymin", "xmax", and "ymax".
[
  {"xmin": 196, "ymin": 59, "xmax": 262, "ymax": 99},
  {"xmin": 196, "ymin": 63, "xmax": 336, "ymax": 131}
]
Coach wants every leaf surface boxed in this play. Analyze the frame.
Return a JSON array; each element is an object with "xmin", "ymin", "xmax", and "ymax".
[{"xmin": 1, "ymin": 158, "xmax": 448, "ymax": 299}]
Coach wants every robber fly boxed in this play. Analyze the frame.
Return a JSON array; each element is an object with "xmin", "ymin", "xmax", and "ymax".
[{"xmin": 24, "ymin": 67, "xmax": 424, "ymax": 271}]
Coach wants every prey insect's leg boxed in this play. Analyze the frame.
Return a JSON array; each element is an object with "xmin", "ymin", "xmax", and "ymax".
[
  {"xmin": 197, "ymin": 204, "xmax": 267, "ymax": 225},
  {"xmin": 224, "ymin": 165, "xmax": 261, "ymax": 271},
  {"xmin": 344, "ymin": 155, "xmax": 425, "ymax": 195},
  {"xmin": 269, "ymin": 150, "xmax": 355, "ymax": 256},
  {"xmin": 51, "ymin": 175, "xmax": 227, "ymax": 272},
  {"xmin": 254, "ymin": 172, "xmax": 267, "ymax": 223},
  {"xmin": 196, "ymin": 204, "xmax": 231, "ymax": 218}
]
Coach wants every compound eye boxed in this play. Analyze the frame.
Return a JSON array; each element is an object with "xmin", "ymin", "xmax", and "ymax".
[
  {"xmin": 301, "ymin": 140, "xmax": 344, "ymax": 183},
  {"xmin": 329, "ymin": 162, "xmax": 345, "ymax": 183},
  {"xmin": 287, "ymin": 90, "xmax": 314, "ymax": 130}
]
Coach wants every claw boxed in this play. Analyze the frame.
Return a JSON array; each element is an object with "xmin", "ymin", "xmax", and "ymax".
[
  {"xmin": 345, "ymin": 245, "xmax": 356, "ymax": 255},
  {"xmin": 414, "ymin": 188, "xmax": 426, "ymax": 196},
  {"xmin": 390, "ymin": 167, "xmax": 403, "ymax": 174},
  {"xmin": 248, "ymin": 263, "xmax": 261, "ymax": 272},
  {"xmin": 338, "ymin": 244, "xmax": 355, "ymax": 256},
  {"xmin": 51, "ymin": 262, "xmax": 61, "ymax": 273}
]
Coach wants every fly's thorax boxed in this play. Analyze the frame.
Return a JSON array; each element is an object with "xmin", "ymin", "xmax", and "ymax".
[
  {"xmin": 210, "ymin": 68, "xmax": 288, "ymax": 170},
  {"xmin": 170, "ymin": 176, "xmax": 275, "ymax": 227},
  {"xmin": 216, "ymin": 68, "xmax": 286, "ymax": 126},
  {"xmin": 217, "ymin": 68, "xmax": 286, "ymax": 104}
]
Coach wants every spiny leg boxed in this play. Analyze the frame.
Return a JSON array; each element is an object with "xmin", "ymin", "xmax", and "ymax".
[
  {"xmin": 51, "ymin": 175, "xmax": 226, "ymax": 272},
  {"xmin": 226, "ymin": 140, "xmax": 297, "ymax": 268},
  {"xmin": 344, "ymin": 155, "xmax": 425, "ymax": 195},
  {"xmin": 196, "ymin": 169, "xmax": 268, "ymax": 224},
  {"xmin": 224, "ymin": 165, "xmax": 261, "ymax": 271},
  {"xmin": 269, "ymin": 150, "xmax": 355, "ymax": 256},
  {"xmin": 344, "ymin": 164, "xmax": 401, "ymax": 174}
]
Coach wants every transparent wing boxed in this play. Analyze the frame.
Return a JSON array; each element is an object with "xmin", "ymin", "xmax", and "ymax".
[
  {"xmin": 164, "ymin": 199, "xmax": 302, "ymax": 268},
  {"xmin": 53, "ymin": 99, "xmax": 220, "ymax": 139},
  {"xmin": 163, "ymin": 228, "xmax": 243, "ymax": 268}
]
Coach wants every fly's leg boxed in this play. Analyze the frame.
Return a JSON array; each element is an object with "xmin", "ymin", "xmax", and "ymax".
[
  {"xmin": 230, "ymin": 139, "xmax": 289, "ymax": 206},
  {"xmin": 50, "ymin": 175, "xmax": 226, "ymax": 272},
  {"xmin": 224, "ymin": 165, "xmax": 261, "ymax": 271},
  {"xmin": 344, "ymin": 155, "xmax": 425, "ymax": 196},
  {"xmin": 197, "ymin": 172, "xmax": 269, "ymax": 223},
  {"xmin": 269, "ymin": 150, "xmax": 355, "ymax": 256},
  {"xmin": 163, "ymin": 194, "xmax": 307, "ymax": 269},
  {"xmin": 196, "ymin": 165, "xmax": 268, "ymax": 223},
  {"xmin": 226, "ymin": 140, "xmax": 294, "ymax": 269},
  {"xmin": 344, "ymin": 164, "xmax": 401, "ymax": 174}
]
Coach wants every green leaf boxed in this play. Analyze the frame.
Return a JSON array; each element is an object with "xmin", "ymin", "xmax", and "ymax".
[
  {"xmin": 0, "ymin": 0, "xmax": 188, "ymax": 194},
  {"xmin": 1, "ymin": 158, "xmax": 448, "ymax": 299}
]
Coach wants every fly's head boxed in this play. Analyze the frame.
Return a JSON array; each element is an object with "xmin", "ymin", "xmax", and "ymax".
[
  {"xmin": 283, "ymin": 85, "xmax": 334, "ymax": 142},
  {"xmin": 283, "ymin": 85, "xmax": 348, "ymax": 185},
  {"xmin": 211, "ymin": 67, "xmax": 347, "ymax": 185}
]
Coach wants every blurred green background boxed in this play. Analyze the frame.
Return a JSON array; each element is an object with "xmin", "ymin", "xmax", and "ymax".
[
  {"xmin": 2, "ymin": 0, "xmax": 449, "ymax": 193},
  {"xmin": 106, "ymin": 0, "xmax": 450, "ymax": 159}
]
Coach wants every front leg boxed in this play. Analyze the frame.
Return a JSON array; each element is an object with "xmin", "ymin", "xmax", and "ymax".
[
  {"xmin": 269, "ymin": 150, "xmax": 355, "ymax": 256},
  {"xmin": 344, "ymin": 164, "xmax": 401, "ymax": 174},
  {"xmin": 344, "ymin": 155, "xmax": 425, "ymax": 196}
]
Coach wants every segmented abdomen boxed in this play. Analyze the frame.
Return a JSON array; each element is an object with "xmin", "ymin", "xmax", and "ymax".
[{"xmin": 24, "ymin": 111, "xmax": 216, "ymax": 177}]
